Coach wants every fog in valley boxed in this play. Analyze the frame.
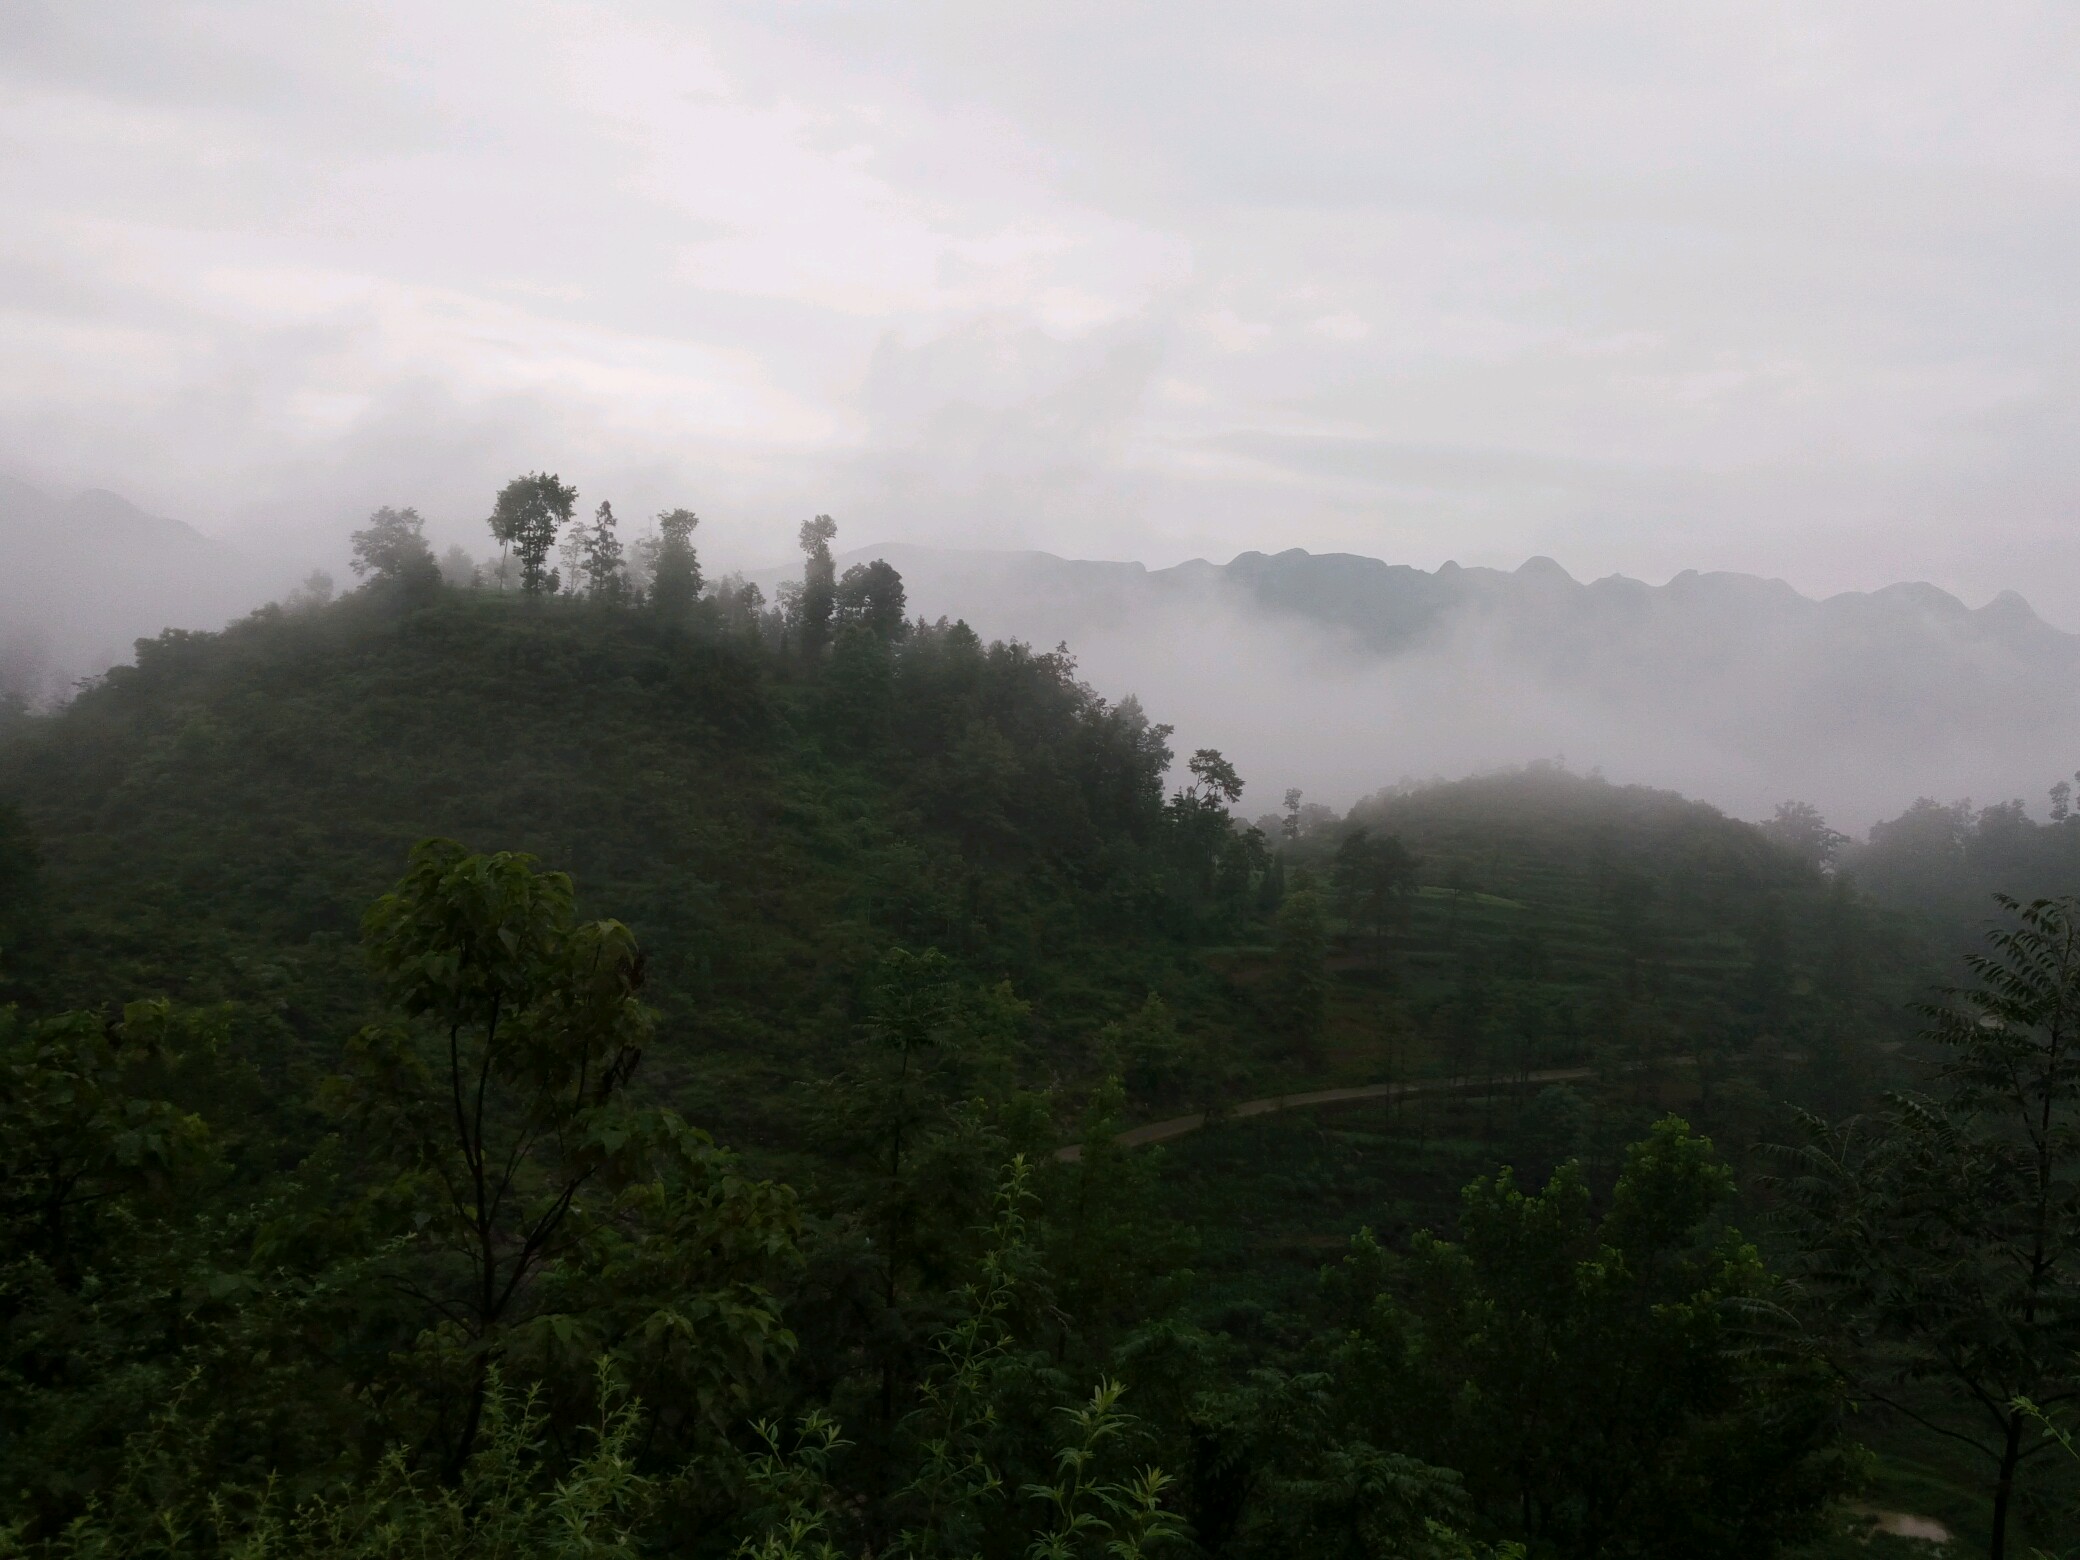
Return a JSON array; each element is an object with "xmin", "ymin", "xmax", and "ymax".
[{"xmin": 797, "ymin": 542, "xmax": 2080, "ymax": 833}]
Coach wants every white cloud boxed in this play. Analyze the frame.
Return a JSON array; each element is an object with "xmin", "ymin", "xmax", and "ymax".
[{"xmin": 0, "ymin": 0, "xmax": 2075, "ymax": 620}]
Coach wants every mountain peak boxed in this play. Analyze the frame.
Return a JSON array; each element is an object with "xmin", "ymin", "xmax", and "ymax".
[
  {"xmin": 1979, "ymin": 588, "xmax": 2041, "ymax": 624},
  {"xmin": 1515, "ymin": 555, "xmax": 1575, "ymax": 584}
]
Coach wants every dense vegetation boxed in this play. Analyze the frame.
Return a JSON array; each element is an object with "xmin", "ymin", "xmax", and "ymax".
[{"xmin": 2, "ymin": 496, "xmax": 2078, "ymax": 1557}]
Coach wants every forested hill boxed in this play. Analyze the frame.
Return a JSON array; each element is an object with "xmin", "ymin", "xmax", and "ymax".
[
  {"xmin": 0, "ymin": 583, "xmax": 1223, "ymax": 1149},
  {"xmin": 4, "ymin": 547, "xmax": 2077, "ymax": 1554},
  {"xmin": 0, "ymin": 576, "xmax": 1924, "ymax": 1143}
]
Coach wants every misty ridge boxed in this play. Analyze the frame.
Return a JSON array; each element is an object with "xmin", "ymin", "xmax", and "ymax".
[
  {"xmin": 6, "ymin": 468, "xmax": 2076, "ymax": 844},
  {"xmin": 0, "ymin": 475, "xmax": 292, "ymax": 700},
  {"xmin": 766, "ymin": 539, "xmax": 2080, "ymax": 834}
]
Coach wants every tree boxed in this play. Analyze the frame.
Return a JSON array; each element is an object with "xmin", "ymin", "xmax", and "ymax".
[
  {"xmin": 437, "ymin": 545, "xmax": 478, "ymax": 589},
  {"xmin": 857, "ymin": 949, "xmax": 960, "ymax": 1311},
  {"xmin": 1761, "ymin": 800, "xmax": 1848, "ymax": 874},
  {"xmin": 346, "ymin": 839, "xmax": 657, "ymax": 1471},
  {"xmin": 349, "ymin": 506, "xmax": 440, "ymax": 592},
  {"xmin": 488, "ymin": 473, "xmax": 578, "ymax": 597},
  {"xmin": 0, "ymin": 1001, "xmax": 220, "ymax": 1526},
  {"xmin": 1338, "ymin": 1118, "xmax": 1842, "ymax": 1558},
  {"xmin": 1776, "ymin": 895, "xmax": 2080, "ymax": 1560},
  {"xmin": 1334, "ymin": 827, "xmax": 1418, "ymax": 977},
  {"xmin": 287, "ymin": 568, "xmax": 336, "ymax": 609},
  {"xmin": 1270, "ymin": 884, "xmax": 1330, "ymax": 1062},
  {"xmin": 1187, "ymin": 749, "xmax": 1244, "ymax": 810},
  {"xmin": 795, "ymin": 514, "xmax": 838, "ymax": 656},
  {"xmin": 834, "ymin": 558, "xmax": 908, "ymax": 640},
  {"xmin": 0, "ymin": 1002, "xmax": 212, "ymax": 1288},
  {"xmin": 649, "ymin": 507, "xmax": 702, "ymax": 618},
  {"xmin": 1101, "ymin": 991, "xmax": 1196, "ymax": 1105},
  {"xmin": 578, "ymin": 500, "xmax": 626, "ymax": 604},
  {"xmin": 0, "ymin": 801, "xmax": 40, "ymax": 992}
]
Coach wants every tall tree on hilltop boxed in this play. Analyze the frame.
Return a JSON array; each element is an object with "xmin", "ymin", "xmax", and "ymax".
[
  {"xmin": 796, "ymin": 513, "xmax": 838, "ymax": 656},
  {"xmin": 578, "ymin": 500, "xmax": 626, "ymax": 604},
  {"xmin": 1776, "ymin": 895, "xmax": 2080, "ymax": 1560},
  {"xmin": 834, "ymin": 558, "xmax": 908, "ymax": 639},
  {"xmin": 649, "ymin": 507, "xmax": 702, "ymax": 618},
  {"xmin": 350, "ymin": 506, "xmax": 441, "ymax": 593},
  {"xmin": 488, "ymin": 473, "xmax": 577, "ymax": 597},
  {"xmin": 1186, "ymin": 748, "xmax": 1244, "ymax": 811},
  {"xmin": 1763, "ymin": 800, "xmax": 1848, "ymax": 874}
]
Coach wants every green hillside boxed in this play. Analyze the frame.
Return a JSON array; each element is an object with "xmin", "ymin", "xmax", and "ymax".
[
  {"xmin": 0, "ymin": 593, "xmax": 1926, "ymax": 1159},
  {"xmin": 1, "ymin": 563, "xmax": 2068, "ymax": 1557},
  {"xmin": 0, "ymin": 588, "xmax": 1233, "ymax": 1157}
]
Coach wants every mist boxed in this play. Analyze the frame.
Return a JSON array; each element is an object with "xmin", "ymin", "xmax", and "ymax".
[
  {"xmin": 809, "ymin": 542, "xmax": 2080, "ymax": 834},
  {"xmin": 7, "ymin": 1, "xmax": 2080, "ymax": 837},
  {"xmin": 6, "ymin": 2, "xmax": 2080, "ymax": 611}
]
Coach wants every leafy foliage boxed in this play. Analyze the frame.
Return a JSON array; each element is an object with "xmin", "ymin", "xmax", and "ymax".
[
  {"xmin": 1, "ymin": 529, "xmax": 2043, "ymax": 1555},
  {"xmin": 1776, "ymin": 895, "xmax": 2080, "ymax": 1558}
]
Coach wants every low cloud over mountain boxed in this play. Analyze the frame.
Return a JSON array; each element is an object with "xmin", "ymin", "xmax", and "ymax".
[
  {"xmin": 813, "ymin": 543, "xmax": 2079, "ymax": 831},
  {"xmin": 0, "ymin": 477, "xmax": 290, "ymax": 699}
]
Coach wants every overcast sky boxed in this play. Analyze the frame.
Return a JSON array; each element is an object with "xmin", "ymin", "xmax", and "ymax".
[{"xmin": 3, "ymin": 1, "xmax": 2076, "ymax": 617}]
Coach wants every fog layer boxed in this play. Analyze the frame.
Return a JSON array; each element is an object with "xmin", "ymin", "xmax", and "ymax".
[
  {"xmin": 0, "ymin": 476, "xmax": 295, "ymax": 700},
  {"xmin": 806, "ymin": 544, "xmax": 2080, "ymax": 832}
]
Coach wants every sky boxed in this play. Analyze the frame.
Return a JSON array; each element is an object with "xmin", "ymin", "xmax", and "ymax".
[{"xmin": 3, "ymin": 1, "xmax": 2078, "ymax": 619}]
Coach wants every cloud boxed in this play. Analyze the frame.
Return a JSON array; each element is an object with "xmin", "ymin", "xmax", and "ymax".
[
  {"xmin": 861, "ymin": 544, "xmax": 2080, "ymax": 832},
  {"xmin": 0, "ymin": 0, "xmax": 2075, "ymax": 618}
]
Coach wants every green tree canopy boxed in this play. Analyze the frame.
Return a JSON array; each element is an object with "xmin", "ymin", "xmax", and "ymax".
[
  {"xmin": 649, "ymin": 507, "xmax": 702, "ymax": 617},
  {"xmin": 1334, "ymin": 1118, "xmax": 1841, "ymax": 1559},
  {"xmin": 349, "ymin": 505, "xmax": 440, "ymax": 593},
  {"xmin": 835, "ymin": 557, "xmax": 908, "ymax": 640},
  {"xmin": 1777, "ymin": 893, "xmax": 2080, "ymax": 1560},
  {"xmin": 796, "ymin": 513, "xmax": 838, "ymax": 656},
  {"xmin": 488, "ymin": 473, "xmax": 578, "ymax": 597},
  {"xmin": 578, "ymin": 500, "xmax": 627, "ymax": 604}
]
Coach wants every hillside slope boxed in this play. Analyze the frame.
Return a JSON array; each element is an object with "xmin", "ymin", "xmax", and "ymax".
[
  {"xmin": 0, "ymin": 589, "xmax": 1220, "ymax": 1150},
  {"xmin": 0, "ymin": 584, "xmax": 1940, "ymax": 1158}
]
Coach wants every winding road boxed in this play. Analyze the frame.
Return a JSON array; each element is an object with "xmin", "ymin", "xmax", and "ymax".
[{"xmin": 1055, "ymin": 1066, "xmax": 1600, "ymax": 1163}]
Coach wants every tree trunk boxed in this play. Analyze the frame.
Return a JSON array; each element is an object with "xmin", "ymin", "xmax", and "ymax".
[{"xmin": 1990, "ymin": 1407, "xmax": 2022, "ymax": 1560}]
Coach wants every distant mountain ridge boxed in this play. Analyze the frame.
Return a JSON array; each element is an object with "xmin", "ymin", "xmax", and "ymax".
[
  {"xmin": 797, "ymin": 542, "xmax": 2079, "ymax": 829},
  {"xmin": 4, "ymin": 472, "xmax": 2071, "ymax": 827},
  {"xmin": 0, "ymin": 477, "xmax": 285, "ymax": 695},
  {"xmin": 823, "ymin": 541, "xmax": 2070, "ymax": 659}
]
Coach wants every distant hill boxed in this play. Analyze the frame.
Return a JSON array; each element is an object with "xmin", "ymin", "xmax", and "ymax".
[
  {"xmin": 802, "ymin": 542, "xmax": 2080, "ymax": 831},
  {"xmin": 0, "ymin": 476, "xmax": 286, "ymax": 696}
]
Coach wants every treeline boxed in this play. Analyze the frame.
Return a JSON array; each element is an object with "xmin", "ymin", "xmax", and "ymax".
[
  {"xmin": 326, "ymin": 481, "xmax": 908, "ymax": 668},
  {"xmin": 1838, "ymin": 784, "xmax": 2080, "ymax": 938}
]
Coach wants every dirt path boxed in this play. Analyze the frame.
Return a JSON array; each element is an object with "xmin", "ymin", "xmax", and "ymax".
[{"xmin": 1055, "ymin": 1066, "xmax": 1600, "ymax": 1163}]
